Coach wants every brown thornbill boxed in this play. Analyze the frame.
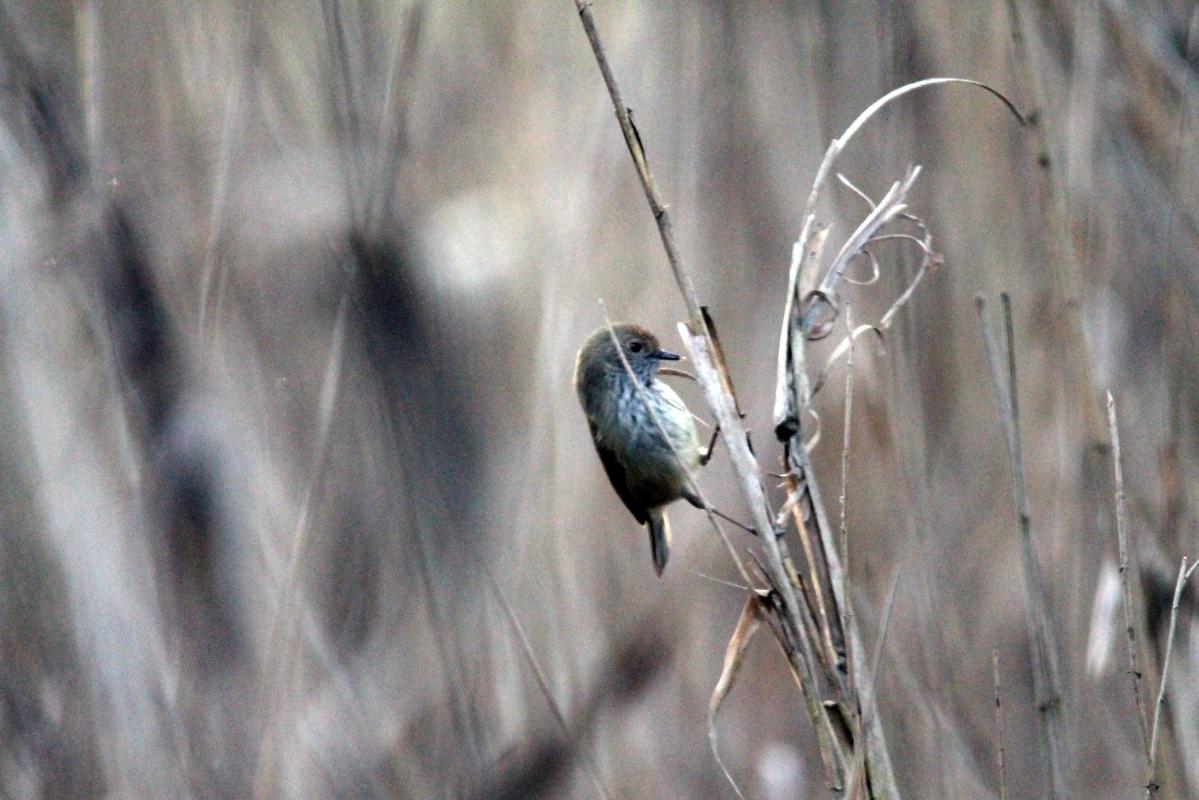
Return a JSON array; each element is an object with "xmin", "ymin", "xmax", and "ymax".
[{"xmin": 574, "ymin": 324, "xmax": 703, "ymax": 575}]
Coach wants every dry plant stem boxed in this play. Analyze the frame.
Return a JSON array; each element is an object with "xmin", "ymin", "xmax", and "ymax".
[
  {"xmin": 573, "ymin": 2, "xmax": 701, "ymax": 323},
  {"xmin": 778, "ymin": 231, "xmax": 820, "ymax": 426},
  {"xmin": 485, "ymin": 569, "xmax": 612, "ymax": 800},
  {"xmin": 782, "ymin": 226, "xmax": 851, "ymax": 681},
  {"xmin": 781, "ymin": 554, "xmax": 834, "ymax": 658},
  {"xmin": 1002, "ymin": 0, "xmax": 1107, "ymax": 445},
  {"xmin": 993, "ymin": 649, "xmax": 1009, "ymax": 800},
  {"xmin": 791, "ymin": 473, "xmax": 842, "ymax": 675},
  {"xmin": 321, "ymin": 0, "xmax": 366, "ymax": 227},
  {"xmin": 574, "ymin": 3, "xmax": 847, "ymax": 790},
  {"xmin": 785, "ymin": 438, "xmax": 897, "ymax": 794},
  {"xmin": 76, "ymin": 0, "xmax": 102, "ymax": 170},
  {"xmin": 844, "ymin": 573, "xmax": 901, "ymax": 800},
  {"xmin": 839, "ymin": 303, "xmax": 855, "ymax": 617},
  {"xmin": 254, "ymin": 293, "xmax": 349, "ymax": 799},
  {"xmin": 680, "ymin": 325, "xmax": 848, "ymax": 789},
  {"xmin": 783, "ymin": 230, "xmax": 844, "ymax": 680},
  {"xmin": 367, "ymin": 2, "xmax": 424, "ymax": 235},
  {"xmin": 197, "ymin": 8, "xmax": 250, "ymax": 354},
  {"xmin": 837, "ymin": 304, "xmax": 858, "ymax": 703},
  {"xmin": 786, "ymin": 363, "xmax": 881, "ymax": 790},
  {"xmin": 783, "ymin": 480, "xmax": 838, "ymax": 674},
  {"xmin": 1106, "ymin": 392, "xmax": 1152, "ymax": 773},
  {"xmin": 684, "ymin": 567, "xmax": 751, "ymax": 592},
  {"xmin": 975, "ymin": 294, "xmax": 1066, "ymax": 800},
  {"xmin": 1148, "ymin": 557, "xmax": 1199, "ymax": 798},
  {"xmin": 772, "ymin": 79, "xmax": 1022, "ymax": 800},
  {"xmin": 774, "ymin": 78, "xmax": 1023, "ymax": 423}
]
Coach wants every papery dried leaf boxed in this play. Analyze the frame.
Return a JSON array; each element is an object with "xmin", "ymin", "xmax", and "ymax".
[
  {"xmin": 710, "ymin": 595, "xmax": 766, "ymax": 720},
  {"xmin": 709, "ymin": 595, "xmax": 767, "ymax": 800}
]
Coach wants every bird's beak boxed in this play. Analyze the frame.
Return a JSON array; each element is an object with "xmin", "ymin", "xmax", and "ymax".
[{"xmin": 651, "ymin": 349, "xmax": 682, "ymax": 361}]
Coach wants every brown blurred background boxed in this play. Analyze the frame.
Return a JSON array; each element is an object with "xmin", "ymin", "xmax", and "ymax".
[{"xmin": 0, "ymin": 1, "xmax": 1196, "ymax": 798}]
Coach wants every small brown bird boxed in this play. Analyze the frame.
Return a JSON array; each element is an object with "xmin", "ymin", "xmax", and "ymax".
[{"xmin": 574, "ymin": 323, "xmax": 704, "ymax": 575}]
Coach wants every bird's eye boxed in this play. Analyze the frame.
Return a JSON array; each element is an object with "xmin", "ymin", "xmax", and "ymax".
[{"xmin": 628, "ymin": 341, "xmax": 643, "ymax": 353}]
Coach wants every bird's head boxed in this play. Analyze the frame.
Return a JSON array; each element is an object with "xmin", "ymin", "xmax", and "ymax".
[{"xmin": 576, "ymin": 323, "xmax": 681, "ymax": 382}]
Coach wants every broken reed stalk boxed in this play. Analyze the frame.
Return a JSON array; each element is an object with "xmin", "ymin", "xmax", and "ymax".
[
  {"xmin": 1106, "ymin": 393, "xmax": 1152, "ymax": 778},
  {"xmin": 975, "ymin": 293, "xmax": 1066, "ymax": 800},
  {"xmin": 573, "ymin": 2, "xmax": 848, "ymax": 788},
  {"xmin": 1147, "ymin": 557, "xmax": 1199, "ymax": 798}
]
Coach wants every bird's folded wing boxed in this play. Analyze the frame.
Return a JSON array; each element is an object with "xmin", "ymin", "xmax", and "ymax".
[{"xmin": 591, "ymin": 427, "xmax": 647, "ymax": 525}]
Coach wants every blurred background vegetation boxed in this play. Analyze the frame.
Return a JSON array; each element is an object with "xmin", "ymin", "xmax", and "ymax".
[{"xmin": 0, "ymin": 1, "xmax": 1196, "ymax": 797}]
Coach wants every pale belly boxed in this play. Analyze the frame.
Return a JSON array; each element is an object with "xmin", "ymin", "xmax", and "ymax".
[{"xmin": 607, "ymin": 380, "xmax": 700, "ymax": 507}]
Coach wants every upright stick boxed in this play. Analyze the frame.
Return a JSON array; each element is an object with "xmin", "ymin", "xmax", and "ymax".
[
  {"xmin": 1106, "ymin": 393, "xmax": 1152, "ymax": 777},
  {"xmin": 976, "ymin": 294, "xmax": 1066, "ymax": 800}
]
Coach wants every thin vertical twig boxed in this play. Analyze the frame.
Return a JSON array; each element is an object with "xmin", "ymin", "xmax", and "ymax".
[
  {"xmin": 368, "ymin": 1, "xmax": 425, "ymax": 235},
  {"xmin": 993, "ymin": 649, "xmax": 1009, "ymax": 800},
  {"xmin": 793, "ymin": 480, "xmax": 842, "ymax": 675},
  {"xmin": 485, "ymin": 569, "xmax": 612, "ymax": 800},
  {"xmin": 75, "ymin": 0, "xmax": 103, "ymax": 174},
  {"xmin": 976, "ymin": 293, "xmax": 1066, "ymax": 800},
  {"xmin": 844, "ymin": 573, "xmax": 901, "ymax": 800},
  {"xmin": 197, "ymin": 0, "xmax": 253, "ymax": 354},
  {"xmin": 838, "ymin": 303, "xmax": 857, "ymax": 701},
  {"xmin": 1147, "ymin": 557, "xmax": 1198, "ymax": 798},
  {"xmin": 253, "ymin": 293, "xmax": 349, "ymax": 799},
  {"xmin": 838, "ymin": 303, "xmax": 855, "ymax": 583},
  {"xmin": 784, "ymin": 231, "xmax": 843, "ymax": 680},
  {"xmin": 1107, "ymin": 392, "xmax": 1152, "ymax": 774},
  {"xmin": 572, "ymin": 1, "xmax": 706, "ymax": 332}
]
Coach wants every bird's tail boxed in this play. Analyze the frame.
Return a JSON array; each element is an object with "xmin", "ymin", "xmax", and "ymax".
[{"xmin": 647, "ymin": 511, "xmax": 670, "ymax": 576}]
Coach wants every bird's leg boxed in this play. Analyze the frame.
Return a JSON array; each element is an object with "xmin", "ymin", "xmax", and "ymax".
[
  {"xmin": 699, "ymin": 424, "xmax": 721, "ymax": 466},
  {"xmin": 690, "ymin": 494, "xmax": 772, "ymax": 537},
  {"xmin": 708, "ymin": 506, "xmax": 757, "ymax": 535}
]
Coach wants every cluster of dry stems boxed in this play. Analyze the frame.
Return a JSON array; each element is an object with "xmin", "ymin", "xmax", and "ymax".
[{"xmin": 573, "ymin": 3, "xmax": 1196, "ymax": 799}]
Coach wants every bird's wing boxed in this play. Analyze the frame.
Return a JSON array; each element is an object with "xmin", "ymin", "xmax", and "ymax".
[{"xmin": 590, "ymin": 425, "xmax": 647, "ymax": 524}]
